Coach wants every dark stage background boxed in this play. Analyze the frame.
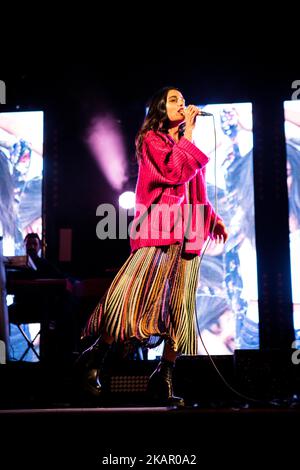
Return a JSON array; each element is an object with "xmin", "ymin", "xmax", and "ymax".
[
  {"xmin": 1, "ymin": 51, "xmax": 300, "ymax": 401},
  {"xmin": 1, "ymin": 32, "xmax": 300, "ymax": 464},
  {"xmin": 3, "ymin": 58, "xmax": 296, "ymax": 343}
]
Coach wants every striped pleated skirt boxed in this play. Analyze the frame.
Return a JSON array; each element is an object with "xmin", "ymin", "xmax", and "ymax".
[{"xmin": 82, "ymin": 243, "xmax": 200, "ymax": 355}]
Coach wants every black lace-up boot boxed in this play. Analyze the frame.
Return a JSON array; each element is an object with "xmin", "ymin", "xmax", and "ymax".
[
  {"xmin": 147, "ymin": 359, "xmax": 185, "ymax": 407},
  {"xmin": 75, "ymin": 338, "xmax": 111, "ymax": 398}
]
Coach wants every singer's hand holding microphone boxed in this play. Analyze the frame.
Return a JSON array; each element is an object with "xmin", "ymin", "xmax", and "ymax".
[
  {"xmin": 183, "ymin": 105, "xmax": 213, "ymax": 124},
  {"xmin": 182, "ymin": 105, "xmax": 213, "ymax": 141}
]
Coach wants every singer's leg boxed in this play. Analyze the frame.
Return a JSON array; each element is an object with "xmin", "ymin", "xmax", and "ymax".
[
  {"xmin": 147, "ymin": 340, "xmax": 184, "ymax": 406},
  {"xmin": 162, "ymin": 341, "xmax": 177, "ymax": 363}
]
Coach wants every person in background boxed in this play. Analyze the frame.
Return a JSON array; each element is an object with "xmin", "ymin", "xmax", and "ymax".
[
  {"xmin": 7, "ymin": 233, "xmax": 73, "ymax": 362},
  {"xmin": 23, "ymin": 233, "xmax": 63, "ymax": 279}
]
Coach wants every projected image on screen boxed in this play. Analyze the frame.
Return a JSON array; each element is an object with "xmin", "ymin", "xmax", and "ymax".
[
  {"xmin": 147, "ymin": 102, "xmax": 258, "ymax": 360},
  {"xmin": 284, "ymin": 101, "xmax": 300, "ymax": 341},
  {"xmin": 0, "ymin": 111, "xmax": 43, "ymax": 362},
  {"xmin": 0, "ymin": 111, "xmax": 43, "ymax": 255},
  {"xmin": 192, "ymin": 102, "xmax": 258, "ymax": 355}
]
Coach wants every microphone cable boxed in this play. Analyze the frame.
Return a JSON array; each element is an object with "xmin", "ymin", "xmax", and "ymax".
[{"xmin": 194, "ymin": 113, "xmax": 267, "ymax": 407}]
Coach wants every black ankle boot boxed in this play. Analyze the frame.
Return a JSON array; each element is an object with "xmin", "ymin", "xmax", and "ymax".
[
  {"xmin": 147, "ymin": 359, "xmax": 185, "ymax": 407},
  {"xmin": 75, "ymin": 338, "xmax": 111, "ymax": 398}
]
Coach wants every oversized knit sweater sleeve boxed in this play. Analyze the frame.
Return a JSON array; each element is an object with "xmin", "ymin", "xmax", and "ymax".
[
  {"xmin": 143, "ymin": 131, "xmax": 209, "ymax": 185},
  {"xmin": 207, "ymin": 200, "xmax": 222, "ymax": 233}
]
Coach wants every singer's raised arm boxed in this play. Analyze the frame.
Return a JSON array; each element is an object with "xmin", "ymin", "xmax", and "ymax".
[{"xmin": 142, "ymin": 130, "xmax": 209, "ymax": 186}]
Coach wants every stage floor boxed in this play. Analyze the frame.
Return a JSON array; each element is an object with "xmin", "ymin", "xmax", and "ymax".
[{"xmin": 1, "ymin": 404, "xmax": 299, "ymax": 466}]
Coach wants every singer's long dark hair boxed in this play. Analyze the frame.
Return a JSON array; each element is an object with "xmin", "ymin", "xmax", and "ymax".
[{"xmin": 135, "ymin": 86, "xmax": 184, "ymax": 161}]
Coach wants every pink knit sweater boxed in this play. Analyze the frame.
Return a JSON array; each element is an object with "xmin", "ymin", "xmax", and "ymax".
[{"xmin": 130, "ymin": 130, "xmax": 220, "ymax": 255}]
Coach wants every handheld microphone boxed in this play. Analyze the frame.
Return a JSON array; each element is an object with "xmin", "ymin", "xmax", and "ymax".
[
  {"xmin": 183, "ymin": 107, "xmax": 213, "ymax": 117},
  {"xmin": 197, "ymin": 110, "xmax": 213, "ymax": 117}
]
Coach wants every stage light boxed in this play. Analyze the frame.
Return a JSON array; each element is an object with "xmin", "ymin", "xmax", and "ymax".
[
  {"xmin": 86, "ymin": 114, "xmax": 128, "ymax": 191},
  {"xmin": 119, "ymin": 191, "xmax": 135, "ymax": 209}
]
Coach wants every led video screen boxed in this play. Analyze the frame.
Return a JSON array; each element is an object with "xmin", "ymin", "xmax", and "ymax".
[
  {"xmin": 284, "ymin": 100, "xmax": 300, "ymax": 342},
  {"xmin": 0, "ymin": 111, "xmax": 43, "ymax": 254},
  {"xmin": 0, "ymin": 110, "xmax": 43, "ymax": 361},
  {"xmin": 147, "ymin": 102, "xmax": 258, "ymax": 359},
  {"xmin": 193, "ymin": 102, "xmax": 258, "ymax": 354}
]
